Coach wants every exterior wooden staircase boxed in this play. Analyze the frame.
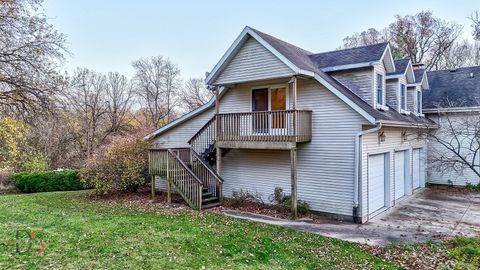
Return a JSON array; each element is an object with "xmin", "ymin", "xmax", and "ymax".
[{"xmin": 149, "ymin": 116, "xmax": 222, "ymax": 210}]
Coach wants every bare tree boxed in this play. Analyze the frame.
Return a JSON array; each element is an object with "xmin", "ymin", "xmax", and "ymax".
[
  {"xmin": 470, "ymin": 10, "xmax": 480, "ymax": 41},
  {"xmin": 426, "ymin": 100, "xmax": 480, "ymax": 179},
  {"xmin": 0, "ymin": 0, "xmax": 68, "ymax": 116},
  {"xmin": 105, "ymin": 72, "xmax": 134, "ymax": 135},
  {"xmin": 132, "ymin": 56, "xmax": 181, "ymax": 129},
  {"xmin": 179, "ymin": 78, "xmax": 213, "ymax": 111},
  {"xmin": 342, "ymin": 11, "xmax": 463, "ymax": 70},
  {"xmin": 67, "ymin": 68, "xmax": 108, "ymax": 158},
  {"xmin": 342, "ymin": 28, "xmax": 389, "ymax": 49}
]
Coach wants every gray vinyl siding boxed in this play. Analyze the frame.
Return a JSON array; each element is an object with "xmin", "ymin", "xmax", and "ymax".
[
  {"xmin": 361, "ymin": 127, "xmax": 427, "ymax": 219},
  {"xmin": 386, "ymin": 77, "xmax": 406, "ymax": 112},
  {"xmin": 222, "ymin": 149, "xmax": 291, "ymax": 202},
  {"xmin": 219, "ymin": 78, "xmax": 291, "ymax": 113},
  {"xmin": 218, "ymin": 78, "xmax": 366, "ymax": 216},
  {"xmin": 296, "ymin": 79, "xmax": 365, "ymax": 216},
  {"xmin": 214, "ymin": 37, "xmax": 295, "ymax": 85},
  {"xmin": 151, "ymin": 108, "xmax": 215, "ymax": 149},
  {"xmin": 330, "ymin": 68, "xmax": 373, "ymax": 106},
  {"xmin": 427, "ymin": 113, "xmax": 480, "ymax": 186},
  {"xmin": 386, "ymin": 79, "xmax": 398, "ymax": 110},
  {"xmin": 407, "ymin": 86, "xmax": 416, "ymax": 112}
]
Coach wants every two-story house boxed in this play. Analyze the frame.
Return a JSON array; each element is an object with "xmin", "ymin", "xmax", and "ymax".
[{"xmin": 145, "ymin": 27, "xmax": 435, "ymax": 223}]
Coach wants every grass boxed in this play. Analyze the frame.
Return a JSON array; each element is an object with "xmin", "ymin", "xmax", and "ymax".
[{"xmin": 0, "ymin": 191, "xmax": 399, "ymax": 269}]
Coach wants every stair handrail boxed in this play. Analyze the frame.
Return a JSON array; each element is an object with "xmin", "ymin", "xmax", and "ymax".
[
  {"xmin": 188, "ymin": 115, "xmax": 216, "ymax": 144},
  {"xmin": 190, "ymin": 150, "xmax": 223, "ymax": 200},
  {"xmin": 191, "ymin": 150, "xmax": 223, "ymax": 183},
  {"xmin": 166, "ymin": 149, "xmax": 203, "ymax": 185}
]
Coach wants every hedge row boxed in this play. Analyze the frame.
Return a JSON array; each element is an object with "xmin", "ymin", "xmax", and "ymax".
[{"xmin": 11, "ymin": 170, "xmax": 85, "ymax": 193}]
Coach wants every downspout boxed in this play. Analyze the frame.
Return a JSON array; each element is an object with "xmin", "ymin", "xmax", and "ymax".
[{"xmin": 353, "ymin": 122, "xmax": 382, "ymax": 223}]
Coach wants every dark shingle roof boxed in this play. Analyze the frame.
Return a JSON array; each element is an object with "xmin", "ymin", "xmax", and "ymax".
[
  {"xmin": 250, "ymin": 27, "xmax": 433, "ymax": 126},
  {"xmin": 308, "ymin": 43, "xmax": 388, "ymax": 70},
  {"xmin": 424, "ymin": 67, "xmax": 480, "ymax": 109},
  {"xmin": 387, "ymin": 59, "xmax": 410, "ymax": 76},
  {"xmin": 414, "ymin": 68, "xmax": 426, "ymax": 84}
]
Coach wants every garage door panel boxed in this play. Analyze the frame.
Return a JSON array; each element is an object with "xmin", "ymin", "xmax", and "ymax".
[
  {"xmin": 395, "ymin": 151, "xmax": 406, "ymax": 199},
  {"xmin": 368, "ymin": 154, "xmax": 386, "ymax": 215},
  {"xmin": 413, "ymin": 149, "xmax": 420, "ymax": 189}
]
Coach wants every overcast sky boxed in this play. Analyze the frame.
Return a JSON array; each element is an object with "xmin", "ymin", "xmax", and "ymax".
[{"xmin": 44, "ymin": 0, "xmax": 478, "ymax": 80}]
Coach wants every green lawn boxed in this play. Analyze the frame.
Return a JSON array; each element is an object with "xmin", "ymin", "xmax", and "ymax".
[{"xmin": 0, "ymin": 191, "xmax": 399, "ymax": 269}]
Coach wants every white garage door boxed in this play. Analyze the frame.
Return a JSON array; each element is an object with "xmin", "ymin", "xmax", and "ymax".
[
  {"xmin": 413, "ymin": 149, "xmax": 420, "ymax": 189},
  {"xmin": 395, "ymin": 151, "xmax": 407, "ymax": 199},
  {"xmin": 368, "ymin": 153, "xmax": 386, "ymax": 215}
]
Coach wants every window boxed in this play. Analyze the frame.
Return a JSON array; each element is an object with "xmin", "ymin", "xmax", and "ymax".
[
  {"xmin": 417, "ymin": 91, "xmax": 421, "ymax": 114},
  {"xmin": 252, "ymin": 86, "xmax": 288, "ymax": 132},
  {"xmin": 400, "ymin": 84, "xmax": 406, "ymax": 110},
  {"xmin": 376, "ymin": 74, "xmax": 383, "ymax": 105}
]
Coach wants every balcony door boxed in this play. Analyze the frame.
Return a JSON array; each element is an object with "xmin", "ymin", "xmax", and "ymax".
[{"xmin": 252, "ymin": 86, "xmax": 287, "ymax": 134}]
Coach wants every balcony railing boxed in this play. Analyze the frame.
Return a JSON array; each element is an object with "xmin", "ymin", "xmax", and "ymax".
[{"xmin": 216, "ymin": 110, "xmax": 312, "ymax": 143}]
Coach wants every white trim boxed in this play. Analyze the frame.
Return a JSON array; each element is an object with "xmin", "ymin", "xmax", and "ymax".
[
  {"xmin": 400, "ymin": 109, "xmax": 410, "ymax": 115},
  {"xmin": 321, "ymin": 62, "xmax": 379, "ymax": 72},
  {"xmin": 205, "ymin": 26, "xmax": 312, "ymax": 85},
  {"xmin": 143, "ymin": 87, "xmax": 226, "ymax": 140},
  {"xmin": 380, "ymin": 45, "xmax": 396, "ymax": 73},
  {"xmin": 313, "ymin": 74, "xmax": 376, "ymax": 124},
  {"xmin": 405, "ymin": 61, "xmax": 415, "ymax": 83}
]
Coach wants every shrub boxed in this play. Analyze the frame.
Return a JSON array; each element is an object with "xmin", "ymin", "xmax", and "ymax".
[
  {"xmin": 229, "ymin": 189, "xmax": 264, "ymax": 208},
  {"xmin": 11, "ymin": 170, "xmax": 83, "ymax": 193},
  {"xmin": 0, "ymin": 167, "xmax": 13, "ymax": 188},
  {"xmin": 270, "ymin": 187, "xmax": 310, "ymax": 215},
  {"xmin": 81, "ymin": 136, "xmax": 149, "ymax": 195}
]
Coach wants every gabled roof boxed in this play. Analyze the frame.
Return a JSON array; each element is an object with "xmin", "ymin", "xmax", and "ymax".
[
  {"xmin": 424, "ymin": 66, "xmax": 480, "ymax": 110},
  {"xmin": 309, "ymin": 42, "xmax": 390, "ymax": 72},
  {"xmin": 386, "ymin": 59, "xmax": 415, "ymax": 83},
  {"xmin": 148, "ymin": 26, "xmax": 434, "ymax": 140},
  {"xmin": 411, "ymin": 68, "xmax": 429, "ymax": 89}
]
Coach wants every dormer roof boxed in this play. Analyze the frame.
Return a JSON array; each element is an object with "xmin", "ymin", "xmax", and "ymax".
[{"xmin": 386, "ymin": 59, "xmax": 415, "ymax": 83}]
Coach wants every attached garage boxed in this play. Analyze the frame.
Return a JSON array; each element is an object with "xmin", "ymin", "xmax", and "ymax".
[
  {"xmin": 394, "ymin": 150, "xmax": 408, "ymax": 200},
  {"xmin": 413, "ymin": 148, "xmax": 421, "ymax": 190},
  {"xmin": 368, "ymin": 153, "xmax": 389, "ymax": 216}
]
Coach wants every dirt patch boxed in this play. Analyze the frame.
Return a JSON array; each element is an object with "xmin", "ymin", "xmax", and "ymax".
[
  {"xmin": 86, "ymin": 186, "xmax": 193, "ymax": 215},
  {"xmin": 208, "ymin": 199, "xmax": 339, "ymax": 224}
]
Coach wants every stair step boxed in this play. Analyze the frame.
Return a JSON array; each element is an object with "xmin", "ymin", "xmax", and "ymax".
[
  {"xmin": 202, "ymin": 201, "xmax": 222, "ymax": 209},
  {"xmin": 202, "ymin": 196, "xmax": 219, "ymax": 204},
  {"xmin": 202, "ymin": 192, "xmax": 213, "ymax": 198}
]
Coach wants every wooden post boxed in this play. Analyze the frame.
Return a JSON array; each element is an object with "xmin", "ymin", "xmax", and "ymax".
[
  {"xmin": 151, "ymin": 175, "xmax": 156, "ymax": 201},
  {"xmin": 290, "ymin": 76, "xmax": 298, "ymax": 220},
  {"xmin": 166, "ymin": 154, "xmax": 171, "ymax": 203},
  {"xmin": 290, "ymin": 148, "xmax": 298, "ymax": 219}
]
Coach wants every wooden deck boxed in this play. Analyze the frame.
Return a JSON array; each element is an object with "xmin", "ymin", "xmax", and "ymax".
[{"xmin": 215, "ymin": 110, "xmax": 312, "ymax": 149}]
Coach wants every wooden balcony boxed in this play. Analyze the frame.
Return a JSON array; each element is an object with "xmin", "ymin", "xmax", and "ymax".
[{"xmin": 216, "ymin": 110, "xmax": 312, "ymax": 149}]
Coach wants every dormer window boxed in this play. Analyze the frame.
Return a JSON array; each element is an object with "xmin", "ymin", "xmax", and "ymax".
[
  {"xmin": 400, "ymin": 84, "xmax": 406, "ymax": 110},
  {"xmin": 376, "ymin": 74, "xmax": 384, "ymax": 106}
]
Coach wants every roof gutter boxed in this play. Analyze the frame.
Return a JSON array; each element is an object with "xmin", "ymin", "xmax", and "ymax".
[{"xmin": 353, "ymin": 122, "xmax": 382, "ymax": 223}]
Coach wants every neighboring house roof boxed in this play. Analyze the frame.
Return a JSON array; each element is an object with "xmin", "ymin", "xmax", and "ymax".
[
  {"xmin": 145, "ymin": 27, "xmax": 435, "ymax": 139},
  {"xmin": 424, "ymin": 66, "xmax": 480, "ymax": 110},
  {"xmin": 309, "ymin": 42, "xmax": 389, "ymax": 71}
]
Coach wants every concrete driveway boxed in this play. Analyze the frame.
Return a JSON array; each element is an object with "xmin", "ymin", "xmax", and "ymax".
[{"xmin": 223, "ymin": 186, "xmax": 480, "ymax": 246}]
